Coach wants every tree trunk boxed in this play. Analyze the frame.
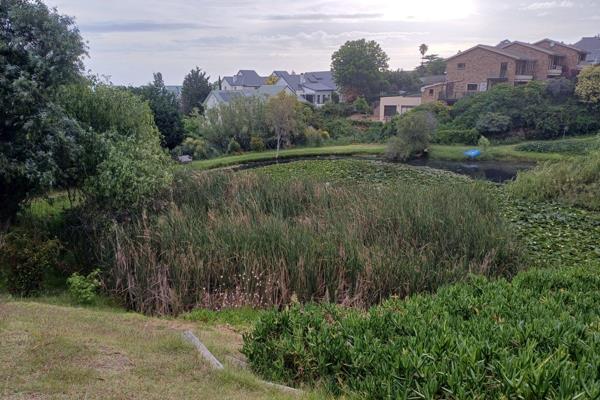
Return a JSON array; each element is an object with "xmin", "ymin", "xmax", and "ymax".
[{"xmin": 276, "ymin": 132, "xmax": 281, "ymax": 159}]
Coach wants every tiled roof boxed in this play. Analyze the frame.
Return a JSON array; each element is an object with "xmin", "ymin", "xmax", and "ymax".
[
  {"xmin": 574, "ymin": 36, "xmax": 600, "ymax": 64},
  {"xmin": 446, "ymin": 44, "xmax": 531, "ymax": 62},
  {"xmin": 500, "ymin": 41, "xmax": 562, "ymax": 56},
  {"xmin": 534, "ymin": 39, "xmax": 589, "ymax": 54}
]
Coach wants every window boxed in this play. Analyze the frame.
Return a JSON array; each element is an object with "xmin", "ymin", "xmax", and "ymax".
[
  {"xmin": 383, "ymin": 105, "xmax": 397, "ymax": 117},
  {"xmin": 429, "ymin": 89, "xmax": 434, "ymax": 95},
  {"xmin": 467, "ymin": 83, "xmax": 478, "ymax": 91},
  {"xmin": 457, "ymin": 63, "xmax": 466, "ymax": 70}
]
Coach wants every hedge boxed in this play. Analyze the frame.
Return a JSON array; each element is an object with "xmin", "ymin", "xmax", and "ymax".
[{"xmin": 243, "ymin": 265, "xmax": 600, "ymax": 399}]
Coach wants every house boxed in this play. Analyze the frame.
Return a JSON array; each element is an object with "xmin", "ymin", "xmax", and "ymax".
[
  {"xmin": 422, "ymin": 38, "xmax": 590, "ymax": 104},
  {"xmin": 574, "ymin": 35, "xmax": 600, "ymax": 66},
  {"xmin": 219, "ymin": 69, "xmax": 339, "ymax": 108},
  {"xmin": 271, "ymin": 70, "xmax": 338, "ymax": 107},
  {"xmin": 203, "ymin": 85, "xmax": 295, "ymax": 111},
  {"xmin": 378, "ymin": 96, "xmax": 422, "ymax": 122}
]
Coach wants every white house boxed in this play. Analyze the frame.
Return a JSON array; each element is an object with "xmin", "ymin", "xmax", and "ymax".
[{"xmin": 378, "ymin": 96, "xmax": 422, "ymax": 122}]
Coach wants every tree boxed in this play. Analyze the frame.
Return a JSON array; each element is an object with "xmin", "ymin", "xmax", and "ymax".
[
  {"xmin": 266, "ymin": 92, "xmax": 301, "ymax": 158},
  {"xmin": 385, "ymin": 111, "xmax": 437, "ymax": 161},
  {"xmin": 130, "ymin": 73, "xmax": 185, "ymax": 148},
  {"xmin": 419, "ymin": 44, "xmax": 429, "ymax": 65},
  {"xmin": 383, "ymin": 69, "xmax": 422, "ymax": 95},
  {"xmin": 331, "ymin": 39, "xmax": 389, "ymax": 101},
  {"xmin": 417, "ymin": 54, "xmax": 447, "ymax": 76},
  {"xmin": 181, "ymin": 67, "xmax": 211, "ymax": 115},
  {"xmin": 353, "ymin": 97, "xmax": 371, "ymax": 115},
  {"xmin": 0, "ymin": 0, "xmax": 86, "ymax": 223},
  {"xmin": 575, "ymin": 65, "xmax": 600, "ymax": 104}
]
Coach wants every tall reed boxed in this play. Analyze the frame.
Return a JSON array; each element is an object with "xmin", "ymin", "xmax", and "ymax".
[{"xmin": 100, "ymin": 171, "xmax": 522, "ymax": 315}]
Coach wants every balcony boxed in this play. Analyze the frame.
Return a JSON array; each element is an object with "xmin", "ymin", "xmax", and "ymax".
[
  {"xmin": 547, "ymin": 65, "xmax": 563, "ymax": 76},
  {"xmin": 515, "ymin": 74, "xmax": 533, "ymax": 82}
]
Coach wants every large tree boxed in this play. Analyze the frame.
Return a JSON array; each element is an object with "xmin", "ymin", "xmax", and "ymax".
[
  {"xmin": 181, "ymin": 67, "xmax": 211, "ymax": 115},
  {"xmin": 417, "ymin": 54, "xmax": 447, "ymax": 76},
  {"xmin": 331, "ymin": 39, "xmax": 389, "ymax": 101},
  {"xmin": 0, "ymin": 0, "xmax": 86, "ymax": 223},
  {"xmin": 265, "ymin": 92, "xmax": 302, "ymax": 158},
  {"xmin": 130, "ymin": 73, "xmax": 184, "ymax": 149}
]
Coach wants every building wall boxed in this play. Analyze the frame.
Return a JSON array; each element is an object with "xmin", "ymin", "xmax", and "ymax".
[
  {"xmin": 421, "ymin": 84, "xmax": 445, "ymax": 104},
  {"xmin": 378, "ymin": 96, "xmax": 422, "ymax": 121},
  {"xmin": 204, "ymin": 93, "xmax": 221, "ymax": 111},
  {"xmin": 446, "ymin": 48, "xmax": 518, "ymax": 98},
  {"xmin": 502, "ymin": 43, "xmax": 550, "ymax": 80},
  {"xmin": 536, "ymin": 40, "xmax": 584, "ymax": 77}
]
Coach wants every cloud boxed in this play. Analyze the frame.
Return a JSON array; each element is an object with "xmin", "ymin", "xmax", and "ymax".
[
  {"xmin": 523, "ymin": 1, "xmax": 574, "ymax": 10},
  {"xmin": 81, "ymin": 21, "xmax": 218, "ymax": 33},
  {"xmin": 262, "ymin": 13, "xmax": 383, "ymax": 21}
]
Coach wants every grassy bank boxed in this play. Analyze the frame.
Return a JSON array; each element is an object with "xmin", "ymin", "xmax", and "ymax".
[{"xmin": 0, "ymin": 298, "xmax": 309, "ymax": 400}]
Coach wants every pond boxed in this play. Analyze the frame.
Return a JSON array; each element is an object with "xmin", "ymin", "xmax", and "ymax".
[{"xmin": 229, "ymin": 156, "xmax": 534, "ymax": 183}]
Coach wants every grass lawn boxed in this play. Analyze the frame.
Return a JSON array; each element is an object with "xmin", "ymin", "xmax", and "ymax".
[
  {"xmin": 0, "ymin": 298, "xmax": 323, "ymax": 399},
  {"xmin": 187, "ymin": 140, "xmax": 578, "ymax": 171}
]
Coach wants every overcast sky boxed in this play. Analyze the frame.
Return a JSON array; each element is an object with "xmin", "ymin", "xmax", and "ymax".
[{"xmin": 46, "ymin": 0, "xmax": 600, "ymax": 86}]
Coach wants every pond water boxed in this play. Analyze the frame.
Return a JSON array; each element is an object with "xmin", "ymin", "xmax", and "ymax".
[{"xmin": 230, "ymin": 155, "xmax": 534, "ymax": 184}]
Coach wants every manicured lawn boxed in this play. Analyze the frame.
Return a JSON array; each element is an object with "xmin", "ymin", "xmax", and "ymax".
[
  {"xmin": 187, "ymin": 140, "xmax": 574, "ymax": 171},
  {"xmin": 0, "ymin": 297, "xmax": 320, "ymax": 399}
]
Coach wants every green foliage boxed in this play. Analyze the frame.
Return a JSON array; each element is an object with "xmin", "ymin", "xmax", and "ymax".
[
  {"xmin": 411, "ymin": 101, "xmax": 452, "ymax": 124},
  {"xmin": 181, "ymin": 67, "xmax": 211, "ymax": 115},
  {"xmin": 382, "ymin": 69, "xmax": 421, "ymax": 95},
  {"xmin": 182, "ymin": 307, "xmax": 263, "ymax": 329},
  {"xmin": 243, "ymin": 265, "xmax": 600, "ymax": 398},
  {"xmin": 475, "ymin": 112, "xmax": 512, "ymax": 135},
  {"xmin": 172, "ymin": 137, "xmax": 216, "ymax": 160},
  {"xmin": 227, "ymin": 138, "xmax": 242, "ymax": 154},
  {"xmin": 250, "ymin": 136, "xmax": 266, "ymax": 152},
  {"xmin": 67, "ymin": 269, "xmax": 101, "ymax": 305},
  {"xmin": 451, "ymin": 82, "xmax": 600, "ymax": 140},
  {"xmin": 385, "ymin": 111, "xmax": 437, "ymax": 161},
  {"xmin": 0, "ymin": 0, "xmax": 86, "ymax": 222},
  {"xmin": 515, "ymin": 136, "xmax": 600, "ymax": 155},
  {"xmin": 508, "ymin": 151, "xmax": 600, "ymax": 211},
  {"xmin": 478, "ymin": 135, "xmax": 491, "ymax": 151},
  {"xmin": 331, "ymin": 39, "xmax": 389, "ymax": 100},
  {"xmin": 575, "ymin": 65, "xmax": 600, "ymax": 104},
  {"xmin": 352, "ymin": 97, "xmax": 371, "ymax": 114},
  {"xmin": 100, "ymin": 167, "xmax": 521, "ymax": 314},
  {"xmin": 433, "ymin": 128, "xmax": 479, "ymax": 145},
  {"xmin": 304, "ymin": 127, "xmax": 330, "ymax": 147},
  {"xmin": 266, "ymin": 92, "xmax": 304, "ymax": 153},
  {"xmin": 0, "ymin": 229, "xmax": 62, "ymax": 296},
  {"xmin": 416, "ymin": 54, "xmax": 447, "ymax": 77},
  {"xmin": 129, "ymin": 73, "xmax": 184, "ymax": 149},
  {"xmin": 60, "ymin": 83, "xmax": 174, "ymax": 210}
]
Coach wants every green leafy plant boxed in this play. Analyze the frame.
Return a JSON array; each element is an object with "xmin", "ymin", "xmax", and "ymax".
[
  {"xmin": 385, "ymin": 111, "xmax": 437, "ymax": 161},
  {"xmin": 67, "ymin": 269, "xmax": 102, "ymax": 305},
  {"xmin": 243, "ymin": 265, "xmax": 600, "ymax": 398},
  {"xmin": 478, "ymin": 135, "xmax": 490, "ymax": 151},
  {"xmin": 433, "ymin": 127, "xmax": 479, "ymax": 145}
]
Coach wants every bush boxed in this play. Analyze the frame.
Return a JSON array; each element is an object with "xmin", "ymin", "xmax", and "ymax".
[
  {"xmin": 478, "ymin": 135, "xmax": 491, "ymax": 151},
  {"xmin": 475, "ymin": 112, "xmax": 511, "ymax": 135},
  {"xmin": 243, "ymin": 265, "xmax": 600, "ymax": 398},
  {"xmin": 352, "ymin": 97, "xmax": 371, "ymax": 115},
  {"xmin": 433, "ymin": 128, "xmax": 479, "ymax": 145},
  {"xmin": 304, "ymin": 127, "xmax": 330, "ymax": 147},
  {"xmin": 385, "ymin": 111, "xmax": 436, "ymax": 161},
  {"xmin": 227, "ymin": 138, "xmax": 242, "ymax": 154},
  {"xmin": 172, "ymin": 137, "xmax": 217, "ymax": 160},
  {"xmin": 250, "ymin": 136, "xmax": 266, "ymax": 152},
  {"xmin": 0, "ymin": 229, "xmax": 62, "ymax": 296},
  {"xmin": 508, "ymin": 151, "xmax": 600, "ymax": 211},
  {"xmin": 67, "ymin": 269, "xmax": 102, "ymax": 304},
  {"xmin": 98, "ymin": 171, "xmax": 521, "ymax": 314},
  {"xmin": 515, "ymin": 137, "xmax": 600, "ymax": 155}
]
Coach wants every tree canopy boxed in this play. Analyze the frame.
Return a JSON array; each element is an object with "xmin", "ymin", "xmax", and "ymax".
[
  {"xmin": 181, "ymin": 67, "xmax": 212, "ymax": 115},
  {"xmin": 331, "ymin": 39, "xmax": 389, "ymax": 101},
  {"xmin": 576, "ymin": 65, "xmax": 600, "ymax": 104},
  {"xmin": 130, "ymin": 73, "xmax": 185, "ymax": 149},
  {"xmin": 0, "ymin": 0, "xmax": 86, "ymax": 222}
]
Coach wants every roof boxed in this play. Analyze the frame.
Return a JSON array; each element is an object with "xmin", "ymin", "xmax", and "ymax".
[
  {"xmin": 534, "ymin": 39, "xmax": 588, "ymax": 54},
  {"xmin": 574, "ymin": 36, "xmax": 600, "ymax": 64},
  {"xmin": 500, "ymin": 41, "xmax": 563, "ymax": 56},
  {"xmin": 301, "ymin": 71, "xmax": 337, "ymax": 91},
  {"xmin": 420, "ymin": 75, "xmax": 447, "ymax": 86},
  {"xmin": 223, "ymin": 70, "xmax": 268, "ymax": 87},
  {"xmin": 203, "ymin": 86, "xmax": 289, "ymax": 107},
  {"xmin": 445, "ymin": 44, "xmax": 531, "ymax": 62},
  {"xmin": 273, "ymin": 70, "xmax": 302, "ymax": 91}
]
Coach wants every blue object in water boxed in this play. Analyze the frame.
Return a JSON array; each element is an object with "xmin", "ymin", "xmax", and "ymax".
[{"xmin": 464, "ymin": 149, "xmax": 481, "ymax": 159}]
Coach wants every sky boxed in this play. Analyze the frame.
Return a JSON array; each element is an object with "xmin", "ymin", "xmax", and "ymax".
[{"xmin": 46, "ymin": 0, "xmax": 600, "ymax": 86}]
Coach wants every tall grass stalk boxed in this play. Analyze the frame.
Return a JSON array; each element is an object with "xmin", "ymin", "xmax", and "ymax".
[{"xmin": 100, "ymin": 172, "xmax": 521, "ymax": 315}]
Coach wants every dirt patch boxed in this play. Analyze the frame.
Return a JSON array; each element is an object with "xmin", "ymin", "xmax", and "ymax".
[{"xmin": 87, "ymin": 346, "xmax": 134, "ymax": 373}]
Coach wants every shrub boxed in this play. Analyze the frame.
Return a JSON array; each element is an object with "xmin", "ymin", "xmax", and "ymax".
[
  {"xmin": 508, "ymin": 151, "xmax": 600, "ymax": 211},
  {"xmin": 515, "ymin": 137, "xmax": 600, "ymax": 155},
  {"xmin": 0, "ymin": 229, "xmax": 62, "ymax": 296},
  {"xmin": 323, "ymin": 118, "xmax": 359, "ymax": 139},
  {"xmin": 475, "ymin": 112, "xmax": 511, "ymax": 135},
  {"xmin": 227, "ymin": 138, "xmax": 242, "ymax": 154},
  {"xmin": 98, "ymin": 171, "xmax": 521, "ymax": 315},
  {"xmin": 385, "ymin": 111, "xmax": 436, "ymax": 161},
  {"xmin": 352, "ymin": 96, "xmax": 371, "ymax": 115},
  {"xmin": 250, "ymin": 136, "xmax": 266, "ymax": 152},
  {"xmin": 243, "ymin": 265, "xmax": 600, "ymax": 398},
  {"xmin": 478, "ymin": 135, "xmax": 491, "ymax": 151},
  {"xmin": 304, "ymin": 127, "xmax": 330, "ymax": 147},
  {"xmin": 67, "ymin": 269, "xmax": 102, "ymax": 304},
  {"xmin": 433, "ymin": 128, "xmax": 479, "ymax": 145},
  {"xmin": 172, "ymin": 137, "xmax": 217, "ymax": 160}
]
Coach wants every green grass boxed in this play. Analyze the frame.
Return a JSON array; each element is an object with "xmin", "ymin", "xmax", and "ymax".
[
  {"xmin": 0, "ymin": 297, "xmax": 323, "ymax": 399},
  {"xmin": 187, "ymin": 140, "xmax": 574, "ymax": 171}
]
